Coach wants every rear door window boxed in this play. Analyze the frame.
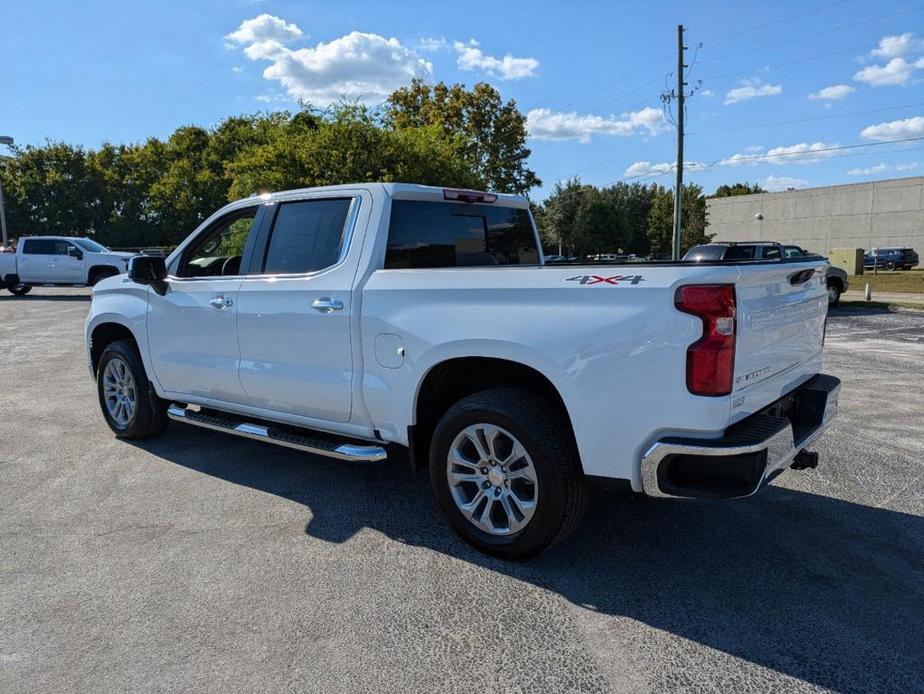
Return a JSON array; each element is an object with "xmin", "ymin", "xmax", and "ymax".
[
  {"xmin": 724, "ymin": 246, "xmax": 756, "ymax": 260},
  {"xmin": 385, "ymin": 201, "xmax": 539, "ymax": 269},
  {"xmin": 262, "ymin": 198, "xmax": 353, "ymax": 275},
  {"xmin": 22, "ymin": 239, "xmax": 54, "ymax": 254}
]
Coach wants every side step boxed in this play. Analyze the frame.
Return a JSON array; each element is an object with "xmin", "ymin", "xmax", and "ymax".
[{"xmin": 167, "ymin": 405, "xmax": 387, "ymax": 462}]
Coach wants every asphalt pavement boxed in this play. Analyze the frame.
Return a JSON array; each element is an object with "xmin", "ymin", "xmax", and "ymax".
[{"xmin": 1, "ymin": 288, "xmax": 922, "ymax": 693}]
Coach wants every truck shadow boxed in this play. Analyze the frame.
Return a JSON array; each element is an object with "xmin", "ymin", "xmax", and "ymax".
[{"xmin": 131, "ymin": 426, "xmax": 923, "ymax": 693}]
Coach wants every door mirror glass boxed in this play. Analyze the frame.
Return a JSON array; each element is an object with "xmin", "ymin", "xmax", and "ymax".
[{"xmin": 129, "ymin": 255, "xmax": 168, "ymax": 294}]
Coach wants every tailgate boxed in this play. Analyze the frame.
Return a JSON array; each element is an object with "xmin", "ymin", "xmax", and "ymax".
[{"xmin": 731, "ymin": 260, "xmax": 828, "ymax": 421}]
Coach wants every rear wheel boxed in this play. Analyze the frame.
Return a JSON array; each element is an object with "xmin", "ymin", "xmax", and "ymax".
[
  {"xmin": 429, "ymin": 388, "xmax": 585, "ymax": 559},
  {"xmin": 8, "ymin": 284, "xmax": 31, "ymax": 296},
  {"xmin": 96, "ymin": 339, "xmax": 167, "ymax": 439}
]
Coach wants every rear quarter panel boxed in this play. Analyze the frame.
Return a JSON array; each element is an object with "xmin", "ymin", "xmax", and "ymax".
[{"xmin": 361, "ymin": 264, "xmax": 747, "ymax": 489}]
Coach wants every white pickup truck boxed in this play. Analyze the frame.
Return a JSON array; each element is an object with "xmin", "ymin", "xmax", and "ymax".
[
  {"xmin": 1, "ymin": 236, "xmax": 133, "ymax": 295},
  {"xmin": 85, "ymin": 183, "xmax": 840, "ymax": 557}
]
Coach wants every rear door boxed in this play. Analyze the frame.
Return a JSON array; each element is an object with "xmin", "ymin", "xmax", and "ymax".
[
  {"xmin": 17, "ymin": 238, "xmax": 54, "ymax": 282},
  {"xmin": 732, "ymin": 259, "xmax": 828, "ymax": 417},
  {"xmin": 235, "ymin": 194, "xmax": 364, "ymax": 423}
]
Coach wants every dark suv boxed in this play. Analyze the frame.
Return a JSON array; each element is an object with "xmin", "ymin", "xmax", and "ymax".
[
  {"xmin": 863, "ymin": 247, "xmax": 918, "ymax": 271},
  {"xmin": 684, "ymin": 242, "xmax": 848, "ymax": 305}
]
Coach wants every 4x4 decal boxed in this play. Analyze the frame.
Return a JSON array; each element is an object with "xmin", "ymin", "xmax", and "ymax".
[{"xmin": 565, "ymin": 274, "xmax": 645, "ymax": 286}]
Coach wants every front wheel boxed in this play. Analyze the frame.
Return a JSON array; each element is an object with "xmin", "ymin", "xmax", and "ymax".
[
  {"xmin": 8, "ymin": 284, "xmax": 32, "ymax": 296},
  {"xmin": 96, "ymin": 339, "xmax": 168, "ymax": 439},
  {"xmin": 826, "ymin": 281, "xmax": 841, "ymax": 306},
  {"xmin": 429, "ymin": 388, "xmax": 585, "ymax": 559}
]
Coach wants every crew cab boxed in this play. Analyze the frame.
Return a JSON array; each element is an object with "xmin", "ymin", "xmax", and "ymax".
[
  {"xmin": 0, "ymin": 236, "xmax": 132, "ymax": 295},
  {"xmin": 85, "ymin": 184, "xmax": 839, "ymax": 557},
  {"xmin": 685, "ymin": 242, "xmax": 849, "ymax": 305}
]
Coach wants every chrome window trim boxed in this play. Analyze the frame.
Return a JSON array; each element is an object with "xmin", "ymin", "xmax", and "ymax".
[{"xmin": 166, "ymin": 196, "xmax": 361, "ymax": 283}]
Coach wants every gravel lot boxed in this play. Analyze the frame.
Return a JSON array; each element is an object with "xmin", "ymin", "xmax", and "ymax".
[{"xmin": 1, "ymin": 287, "xmax": 922, "ymax": 694}]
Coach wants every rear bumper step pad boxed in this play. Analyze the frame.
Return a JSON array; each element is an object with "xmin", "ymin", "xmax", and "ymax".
[{"xmin": 640, "ymin": 373, "xmax": 840, "ymax": 499}]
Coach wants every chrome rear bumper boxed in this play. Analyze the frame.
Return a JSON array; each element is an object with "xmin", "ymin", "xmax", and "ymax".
[{"xmin": 641, "ymin": 374, "xmax": 840, "ymax": 499}]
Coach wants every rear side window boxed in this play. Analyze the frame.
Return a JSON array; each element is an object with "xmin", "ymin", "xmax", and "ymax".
[
  {"xmin": 684, "ymin": 245, "xmax": 725, "ymax": 261},
  {"xmin": 724, "ymin": 246, "xmax": 756, "ymax": 260},
  {"xmin": 263, "ymin": 198, "xmax": 353, "ymax": 275},
  {"xmin": 22, "ymin": 239, "xmax": 54, "ymax": 254},
  {"xmin": 385, "ymin": 201, "xmax": 539, "ymax": 269}
]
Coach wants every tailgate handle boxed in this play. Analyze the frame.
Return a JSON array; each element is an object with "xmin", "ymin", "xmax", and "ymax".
[{"xmin": 788, "ymin": 269, "xmax": 815, "ymax": 286}]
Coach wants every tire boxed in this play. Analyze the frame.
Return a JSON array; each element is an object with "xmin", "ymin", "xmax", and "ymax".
[
  {"xmin": 826, "ymin": 280, "xmax": 841, "ymax": 306},
  {"xmin": 429, "ymin": 388, "xmax": 585, "ymax": 559},
  {"xmin": 96, "ymin": 338, "xmax": 168, "ymax": 439},
  {"xmin": 89, "ymin": 268, "xmax": 118, "ymax": 286},
  {"xmin": 885, "ymin": 261, "xmax": 896, "ymax": 271},
  {"xmin": 8, "ymin": 284, "xmax": 32, "ymax": 296}
]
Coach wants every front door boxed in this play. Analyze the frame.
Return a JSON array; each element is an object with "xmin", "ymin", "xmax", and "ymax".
[
  {"xmin": 147, "ymin": 206, "xmax": 260, "ymax": 403},
  {"xmin": 236, "ymin": 196, "xmax": 359, "ymax": 423},
  {"xmin": 50, "ymin": 240, "xmax": 86, "ymax": 283}
]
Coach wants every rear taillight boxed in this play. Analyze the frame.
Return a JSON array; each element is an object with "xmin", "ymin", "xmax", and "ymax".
[{"xmin": 675, "ymin": 284, "xmax": 736, "ymax": 396}]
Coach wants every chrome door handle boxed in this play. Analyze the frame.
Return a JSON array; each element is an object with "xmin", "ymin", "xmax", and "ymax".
[
  {"xmin": 311, "ymin": 297, "xmax": 343, "ymax": 313},
  {"xmin": 209, "ymin": 296, "xmax": 233, "ymax": 309}
]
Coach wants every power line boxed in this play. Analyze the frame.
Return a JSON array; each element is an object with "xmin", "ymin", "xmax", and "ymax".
[
  {"xmin": 536, "ymin": 140, "xmax": 924, "ymax": 202},
  {"xmin": 703, "ymin": 0, "xmax": 857, "ymax": 43},
  {"xmin": 686, "ymin": 103, "xmax": 924, "ymax": 136},
  {"xmin": 697, "ymin": 7, "xmax": 919, "ymax": 65}
]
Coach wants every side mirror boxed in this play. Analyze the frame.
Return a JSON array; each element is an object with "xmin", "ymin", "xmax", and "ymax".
[
  {"xmin": 68, "ymin": 247, "xmax": 84, "ymax": 260},
  {"xmin": 128, "ymin": 255, "xmax": 168, "ymax": 295}
]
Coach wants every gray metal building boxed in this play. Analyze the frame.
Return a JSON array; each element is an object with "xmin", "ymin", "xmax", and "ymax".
[{"xmin": 706, "ymin": 176, "xmax": 924, "ymax": 254}]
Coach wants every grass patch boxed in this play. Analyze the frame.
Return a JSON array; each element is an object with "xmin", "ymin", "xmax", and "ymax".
[
  {"xmin": 847, "ymin": 269, "xmax": 924, "ymax": 294},
  {"xmin": 838, "ymin": 299, "xmax": 924, "ymax": 312}
]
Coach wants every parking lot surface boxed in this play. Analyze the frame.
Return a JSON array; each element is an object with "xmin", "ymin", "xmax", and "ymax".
[{"xmin": 1, "ymin": 288, "xmax": 922, "ymax": 694}]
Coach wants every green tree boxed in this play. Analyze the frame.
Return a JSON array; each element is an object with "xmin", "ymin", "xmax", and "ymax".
[
  {"xmin": 386, "ymin": 79, "xmax": 539, "ymax": 193},
  {"xmin": 646, "ymin": 183, "xmax": 710, "ymax": 256},
  {"xmin": 713, "ymin": 182, "xmax": 764, "ymax": 198}
]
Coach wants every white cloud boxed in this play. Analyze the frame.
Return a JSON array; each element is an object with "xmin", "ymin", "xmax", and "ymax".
[
  {"xmin": 418, "ymin": 37, "xmax": 446, "ymax": 51},
  {"xmin": 860, "ymin": 116, "xmax": 924, "ymax": 141},
  {"xmin": 700, "ymin": 89, "xmax": 715, "ymax": 97},
  {"xmin": 225, "ymin": 13, "xmax": 303, "ymax": 46},
  {"xmin": 724, "ymin": 78, "xmax": 782, "ymax": 105},
  {"xmin": 896, "ymin": 162, "xmax": 919, "ymax": 171},
  {"xmin": 854, "ymin": 57, "xmax": 924, "ymax": 86},
  {"xmin": 871, "ymin": 33, "xmax": 922, "ymax": 60},
  {"xmin": 847, "ymin": 163, "xmax": 890, "ymax": 175},
  {"xmin": 453, "ymin": 39, "xmax": 538, "ymax": 80},
  {"xmin": 527, "ymin": 107, "xmax": 668, "ymax": 142},
  {"xmin": 231, "ymin": 66, "xmax": 244, "ymax": 74},
  {"xmin": 764, "ymin": 175, "xmax": 809, "ymax": 192},
  {"xmin": 624, "ymin": 161, "xmax": 708, "ymax": 177},
  {"xmin": 808, "ymin": 84, "xmax": 854, "ymax": 100},
  {"xmin": 719, "ymin": 141, "xmax": 840, "ymax": 167},
  {"xmin": 764, "ymin": 142, "xmax": 840, "ymax": 164},
  {"xmin": 226, "ymin": 15, "xmax": 432, "ymax": 106}
]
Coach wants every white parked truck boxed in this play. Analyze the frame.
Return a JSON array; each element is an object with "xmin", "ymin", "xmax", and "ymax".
[
  {"xmin": 85, "ymin": 184, "xmax": 840, "ymax": 557},
  {"xmin": 1, "ymin": 236, "xmax": 133, "ymax": 295}
]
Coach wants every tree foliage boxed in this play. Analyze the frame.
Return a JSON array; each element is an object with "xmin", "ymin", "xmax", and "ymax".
[
  {"xmin": 713, "ymin": 182, "xmax": 764, "ymax": 198},
  {"xmin": 0, "ymin": 83, "xmax": 539, "ymax": 248},
  {"xmin": 534, "ymin": 179, "xmax": 711, "ymax": 258}
]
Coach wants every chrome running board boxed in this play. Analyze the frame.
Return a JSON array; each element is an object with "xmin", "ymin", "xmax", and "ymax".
[{"xmin": 167, "ymin": 404, "xmax": 387, "ymax": 463}]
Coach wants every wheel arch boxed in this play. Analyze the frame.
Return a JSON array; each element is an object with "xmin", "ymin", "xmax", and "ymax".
[
  {"xmin": 409, "ymin": 355, "xmax": 581, "ymax": 473},
  {"xmin": 87, "ymin": 264, "xmax": 121, "ymax": 285}
]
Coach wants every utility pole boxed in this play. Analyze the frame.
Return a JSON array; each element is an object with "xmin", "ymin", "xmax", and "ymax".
[
  {"xmin": 0, "ymin": 135, "xmax": 12, "ymax": 249},
  {"xmin": 671, "ymin": 24, "xmax": 686, "ymax": 261}
]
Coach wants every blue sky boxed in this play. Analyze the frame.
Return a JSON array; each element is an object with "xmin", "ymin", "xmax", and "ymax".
[{"xmin": 3, "ymin": 0, "xmax": 923, "ymax": 199}]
